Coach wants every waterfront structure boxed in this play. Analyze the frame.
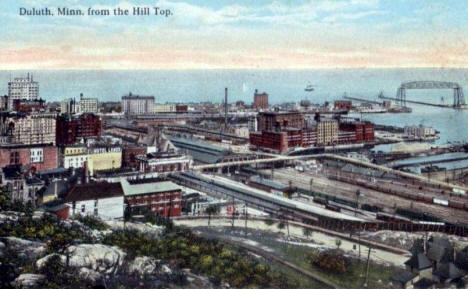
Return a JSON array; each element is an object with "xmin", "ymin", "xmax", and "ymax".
[
  {"xmin": 78, "ymin": 94, "xmax": 99, "ymax": 114},
  {"xmin": 316, "ymin": 120, "xmax": 339, "ymax": 146},
  {"xmin": 257, "ymin": 111, "xmax": 305, "ymax": 131},
  {"xmin": 121, "ymin": 178, "xmax": 182, "ymax": 217},
  {"xmin": 0, "ymin": 145, "xmax": 58, "ymax": 172},
  {"xmin": 64, "ymin": 182, "xmax": 124, "ymax": 220},
  {"xmin": 122, "ymin": 93, "xmax": 154, "ymax": 115},
  {"xmin": 136, "ymin": 151, "xmax": 192, "ymax": 173},
  {"xmin": 334, "ymin": 100, "xmax": 352, "ymax": 111},
  {"xmin": 253, "ymin": 89, "xmax": 268, "ymax": 110},
  {"xmin": 250, "ymin": 114, "xmax": 374, "ymax": 153},
  {"xmin": 404, "ymin": 125, "xmax": 436, "ymax": 138},
  {"xmin": 8, "ymin": 74, "xmax": 39, "ymax": 110},
  {"xmin": 4, "ymin": 112, "xmax": 56, "ymax": 145},
  {"xmin": 56, "ymin": 113, "xmax": 102, "ymax": 146}
]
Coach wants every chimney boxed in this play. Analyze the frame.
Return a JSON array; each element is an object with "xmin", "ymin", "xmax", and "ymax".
[{"xmin": 82, "ymin": 161, "xmax": 88, "ymax": 184}]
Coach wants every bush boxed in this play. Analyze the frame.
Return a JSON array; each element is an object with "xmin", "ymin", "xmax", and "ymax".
[
  {"xmin": 74, "ymin": 215, "xmax": 109, "ymax": 231},
  {"xmin": 311, "ymin": 249, "xmax": 347, "ymax": 274}
]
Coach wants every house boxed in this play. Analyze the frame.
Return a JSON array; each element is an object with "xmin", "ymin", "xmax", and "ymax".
[
  {"xmin": 390, "ymin": 269, "xmax": 418, "ymax": 289},
  {"xmin": 413, "ymin": 278, "xmax": 436, "ymax": 289},
  {"xmin": 395, "ymin": 236, "xmax": 468, "ymax": 289},
  {"xmin": 64, "ymin": 182, "xmax": 124, "ymax": 220},
  {"xmin": 121, "ymin": 178, "xmax": 182, "ymax": 217},
  {"xmin": 404, "ymin": 253, "xmax": 433, "ymax": 278}
]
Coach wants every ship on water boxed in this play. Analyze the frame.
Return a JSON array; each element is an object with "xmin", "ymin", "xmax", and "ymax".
[{"xmin": 305, "ymin": 84, "xmax": 315, "ymax": 92}]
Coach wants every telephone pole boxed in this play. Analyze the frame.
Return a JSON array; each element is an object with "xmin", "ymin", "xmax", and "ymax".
[{"xmin": 364, "ymin": 247, "xmax": 372, "ymax": 287}]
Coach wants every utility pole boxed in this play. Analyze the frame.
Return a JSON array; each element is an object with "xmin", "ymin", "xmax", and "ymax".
[
  {"xmin": 364, "ymin": 247, "xmax": 372, "ymax": 287},
  {"xmin": 244, "ymin": 202, "xmax": 248, "ymax": 236},
  {"xmin": 231, "ymin": 196, "xmax": 235, "ymax": 229}
]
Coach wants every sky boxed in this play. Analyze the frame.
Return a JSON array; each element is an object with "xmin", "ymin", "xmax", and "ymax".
[{"xmin": 0, "ymin": 0, "xmax": 467, "ymax": 69}]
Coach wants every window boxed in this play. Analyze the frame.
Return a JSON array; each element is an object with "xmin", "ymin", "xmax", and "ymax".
[
  {"xmin": 94, "ymin": 208, "xmax": 98, "ymax": 216},
  {"xmin": 81, "ymin": 204, "xmax": 85, "ymax": 213}
]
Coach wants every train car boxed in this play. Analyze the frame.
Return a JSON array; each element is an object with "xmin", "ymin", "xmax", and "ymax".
[
  {"xmin": 448, "ymin": 200, "xmax": 465, "ymax": 210},
  {"xmin": 433, "ymin": 198, "xmax": 449, "ymax": 206},
  {"xmin": 313, "ymin": 197, "xmax": 328, "ymax": 206},
  {"xmin": 376, "ymin": 212, "xmax": 412, "ymax": 224},
  {"xmin": 361, "ymin": 204, "xmax": 383, "ymax": 213},
  {"xmin": 325, "ymin": 203, "xmax": 341, "ymax": 212}
]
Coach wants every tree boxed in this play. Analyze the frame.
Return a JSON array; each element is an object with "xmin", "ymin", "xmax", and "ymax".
[
  {"xmin": 335, "ymin": 238, "xmax": 342, "ymax": 249},
  {"xmin": 303, "ymin": 227, "xmax": 313, "ymax": 240},
  {"xmin": 205, "ymin": 205, "xmax": 219, "ymax": 226}
]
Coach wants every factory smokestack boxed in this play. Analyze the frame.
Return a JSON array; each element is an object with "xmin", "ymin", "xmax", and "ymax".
[{"xmin": 224, "ymin": 87, "xmax": 228, "ymax": 130}]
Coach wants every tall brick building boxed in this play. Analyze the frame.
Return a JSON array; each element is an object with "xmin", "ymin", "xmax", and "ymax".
[
  {"xmin": 253, "ymin": 89, "xmax": 269, "ymax": 110},
  {"xmin": 0, "ymin": 145, "xmax": 58, "ymax": 172},
  {"xmin": 56, "ymin": 114, "xmax": 102, "ymax": 146},
  {"xmin": 257, "ymin": 111, "xmax": 305, "ymax": 132}
]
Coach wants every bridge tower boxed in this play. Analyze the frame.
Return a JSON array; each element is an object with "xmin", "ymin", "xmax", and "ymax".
[{"xmin": 397, "ymin": 81, "xmax": 466, "ymax": 108}]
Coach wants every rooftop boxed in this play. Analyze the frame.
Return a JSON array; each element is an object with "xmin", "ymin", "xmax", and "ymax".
[
  {"xmin": 249, "ymin": 176, "xmax": 289, "ymax": 191},
  {"xmin": 404, "ymin": 253, "xmax": 432, "ymax": 270},
  {"xmin": 121, "ymin": 179, "xmax": 181, "ymax": 197},
  {"xmin": 64, "ymin": 182, "xmax": 124, "ymax": 202}
]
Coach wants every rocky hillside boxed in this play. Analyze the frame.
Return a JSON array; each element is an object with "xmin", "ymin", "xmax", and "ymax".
[{"xmin": 0, "ymin": 209, "xmax": 298, "ymax": 289}]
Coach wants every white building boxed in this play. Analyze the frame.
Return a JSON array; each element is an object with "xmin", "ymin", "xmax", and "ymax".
[
  {"xmin": 154, "ymin": 103, "xmax": 176, "ymax": 113},
  {"xmin": 404, "ymin": 125, "xmax": 436, "ymax": 138},
  {"xmin": 6, "ymin": 112, "xmax": 57, "ymax": 145},
  {"xmin": 60, "ymin": 98, "xmax": 77, "ymax": 114},
  {"xmin": 64, "ymin": 182, "xmax": 124, "ymax": 220},
  {"xmin": 122, "ymin": 93, "xmax": 154, "ymax": 115},
  {"xmin": 78, "ymin": 94, "xmax": 99, "ymax": 114},
  {"xmin": 8, "ymin": 73, "xmax": 39, "ymax": 110}
]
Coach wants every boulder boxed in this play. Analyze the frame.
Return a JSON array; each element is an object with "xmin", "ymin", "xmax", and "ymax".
[
  {"xmin": 78, "ymin": 267, "xmax": 103, "ymax": 283},
  {"xmin": 2, "ymin": 237, "xmax": 45, "ymax": 260},
  {"xmin": 127, "ymin": 256, "xmax": 158, "ymax": 275},
  {"xmin": 12, "ymin": 274, "xmax": 45, "ymax": 288},
  {"xmin": 105, "ymin": 220, "xmax": 163, "ymax": 237},
  {"xmin": 35, "ymin": 254, "xmax": 67, "ymax": 270},
  {"xmin": 66, "ymin": 244, "xmax": 126, "ymax": 274}
]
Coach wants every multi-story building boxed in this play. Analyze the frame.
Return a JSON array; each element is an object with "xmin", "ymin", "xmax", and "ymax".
[
  {"xmin": 56, "ymin": 114, "xmax": 102, "ymax": 146},
  {"xmin": 334, "ymin": 100, "xmax": 352, "ymax": 111},
  {"xmin": 64, "ymin": 182, "xmax": 124, "ymax": 220},
  {"xmin": 122, "ymin": 93, "xmax": 154, "ymax": 115},
  {"xmin": 404, "ymin": 125, "xmax": 436, "ymax": 138},
  {"xmin": 0, "ymin": 144, "xmax": 58, "ymax": 171},
  {"xmin": 78, "ymin": 94, "xmax": 99, "ymax": 114},
  {"xmin": 153, "ymin": 103, "xmax": 176, "ymax": 113},
  {"xmin": 60, "ymin": 98, "xmax": 77, "ymax": 115},
  {"xmin": 257, "ymin": 111, "xmax": 305, "ymax": 132},
  {"xmin": 253, "ymin": 89, "xmax": 268, "ymax": 110},
  {"xmin": 8, "ymin": 74, "xmax": 39, "ymax": 110},
  {"xmin": 136, "ymin": 151, "xmax": 192, "ymax": 174},
  {"xmin": 339, "ymin": 121, "xmax": 375, "ymax": 143},
  {"xmin": 12, "ymin": 99, "xmax": 45, "ymax": 113},
  {"xmin": 121, "ymin": 178, "xmax": 182, "ymax": 217},
  {"xmin": 5, "ymin": 112, "xmax": 56, "ymax": 145},
  {"xmin": 316, "ymin": 120, "xmax": 339, "ymax": 146},
  {"xmin": 250, "ymin": 115, "xmax": 373, "ymax": 153}
]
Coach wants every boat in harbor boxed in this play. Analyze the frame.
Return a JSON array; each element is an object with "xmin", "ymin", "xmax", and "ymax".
[{"xmin": 305, "ymin": 84, "xmax": 315, "ymax": 92}]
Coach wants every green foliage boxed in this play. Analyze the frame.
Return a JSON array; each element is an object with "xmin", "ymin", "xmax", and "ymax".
[
  {"xmin": 0, "ymin": 213, "xmax": 93, "ymax": 254},
  {"xmin": 102, "ymin": 226, "xmax": 291, "ymax": 288},
  {"xmin": 277, "ymin": 221, "xmax": 285, "ymax": 230},
  {"xmin": 302, "ymin": 227, "xmax": 313, "ymax": 238},
  {"xmin": 309, "ymin": 249, "xmax": 347, "ymax": 274},
  {"xmin": 263, "ymin": 218, "xmax": 275, "ymax": 226},
  {"xmin": 39, "ymin": 254, "xmax": 85, "ymax": 289},
  {"xmin": 0, "ymin": 186, "xmax": 33, "ymax": 214},
  {"xmin": 74, "ymin": 215, "xmax": 109, "ymax": 231}
]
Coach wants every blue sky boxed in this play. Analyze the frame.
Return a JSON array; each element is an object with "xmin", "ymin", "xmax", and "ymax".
[{"xmin": 0, "ymin": 0, "xmax": 466, "ymax": 69}]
